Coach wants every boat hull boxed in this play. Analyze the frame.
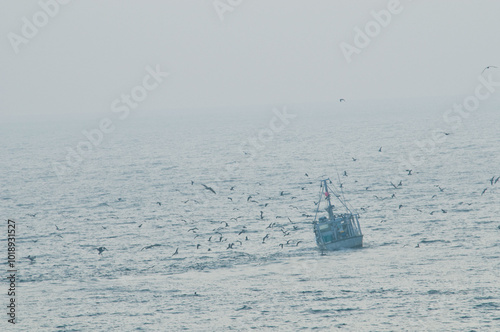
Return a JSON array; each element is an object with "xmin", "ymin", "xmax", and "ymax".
[{"xmin": 317, "ymin": 235, "xmax": 363, "ymax": 251}]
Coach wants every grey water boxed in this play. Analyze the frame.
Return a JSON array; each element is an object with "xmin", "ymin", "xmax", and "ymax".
[{"xmin": 1, "ymin": 101, "xmax": 499, "ymax": 331}]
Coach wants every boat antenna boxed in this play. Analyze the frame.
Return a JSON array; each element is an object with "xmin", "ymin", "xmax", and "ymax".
[
  {"xmin": 313, "ymin": 181, "xmax": 323, "ymax": 223},
  {"xmin": 335, "ymin": 171, "xmax": 349, "ymax": 208}
]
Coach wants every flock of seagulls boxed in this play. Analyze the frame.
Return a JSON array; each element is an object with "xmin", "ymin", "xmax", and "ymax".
[
  {"xmin": 147, "ymin": 179, "xmax": 314, "ymax": 258},
  {"xmin": 23, "ymin": 156, "xmax": 497, "ymax": 261},
  {"xmin": 21, "ymin": 82, "xmax": 500, "ymax": 262}
]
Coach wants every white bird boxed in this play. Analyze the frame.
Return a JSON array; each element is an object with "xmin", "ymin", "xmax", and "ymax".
[{"xmin": 481, "ymin": 65, "xmax": 498, "ymax": 74}]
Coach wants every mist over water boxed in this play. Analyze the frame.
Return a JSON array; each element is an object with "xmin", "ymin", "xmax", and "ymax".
[{"xmin": 1, "ymin": 102, "xmax": 499, "ymax": 330}]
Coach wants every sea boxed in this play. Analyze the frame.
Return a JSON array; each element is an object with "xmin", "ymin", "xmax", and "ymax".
[{"xmin": 1, "ymin": 99, "xmax": 499, "ymax": 331}]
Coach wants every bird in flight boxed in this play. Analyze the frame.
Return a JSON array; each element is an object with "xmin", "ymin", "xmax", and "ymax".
[
  {"xmin": 172, "ymin": 248, "xmax": 179, "ymax": 256},
  {"xmin": 340, "ymin": 98, "xmax": 346, "ymax": 102},
  {"xmin": 96, "ymin": 247, "xmax": 107, "ymax": 255},
  {"xmin": 482, "ymin": 65, "xmax": 498, "ymax": 74},
  {"xmin": 27, "ymin": 255, "xmax": 36, "ymax": 263},
  {"xmin": 141, "ymin": 244, "xmax": 161, "ymax": 251},
  {"xmin": 201, "ymin": 184, "xmax": 216, "ymax": 194}
]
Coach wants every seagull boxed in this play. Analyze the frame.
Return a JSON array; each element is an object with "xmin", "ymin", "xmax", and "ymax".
[
  {"xmin": 27, "ymin": 255, "xmax": 36, "ymax": 263},
  {"xmin": 201, "ymin": 184, "xmax": 216, "ymax": 194},
  {"xmin": 399, "ymin": 204, "xmax": 403, "ymax": 209},
  {"xmin": 415, "ymin": 243, "xmax": 420, "ymax": 248},
  {"xmin": 343, "ymin": 171, "xmax": 348, "ymax": 177},
  {"xmin": 379, "ymin": 147, "xmax": 382, "ymax": 152},
  {"xmin": 340, "ymin": 98, "xmax": 346, "ymax": 102},
  {"xmin": 490, "ymin": 176, "xmax": 495, "ymax": 186},
  {"xmin": 230, "ymin": 186, "xmax": 235, "ymax": 191},
  {"xmin": 260, "ymin": 211, "xmax": 264, "ymax": 220},
  {"xmin": 96, "ymin": 247, "xmax": 107, "ymax": 255},
  {"xmin": 262, "ymin": 234, "xmax": 269, "ymax": 243},
  {"xmin": 188, "ymin": 228, "xmax": 198, "ymax": 232},
  {"xmin": 172, "ymin": 248, "xmax": 179, "ymax": 256},
  {"xmin": 305, "ymin": 173, "xmax": 309, "ymax": 177},
  {"xmin": 406, "ymin": 169, "xmax": 413, "ymax": 175},
  {"xmin": 156, "ymin": 202, "xmax": 161, "ymax": 206},
  {"xmin": 141, "ymin": 244, "xmax": 161, "ymax": 250},
  {"xmin": 247, "ymin": 195, "xmax": 252, "ymax": 201},
  {"xmin": 352, "ymin": 157, "xmax": 357, "ymax": 161},
  {"xmin": 495, "ymin": 176, "xmax": 500, "ymax": 184},
  {"xmin": 296, "ymin": 241, "xmax": 302, "ymax": 246},
  {"xmin": 481, "ymin": 65, "xmax": 498, "ymax": 74},
  {"xmin": 481, "ymin": 188, "xmax": 487, "ymax": 196},
  {"xmin": 26, "ymin": 213, "xmax": 37, "ymax": 217},
  {"xmin": 191, "ymin": 180, "xmax": 194, "ymax": 185}
]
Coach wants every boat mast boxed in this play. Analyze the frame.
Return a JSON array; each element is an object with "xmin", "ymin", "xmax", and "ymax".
[{"xmin": 322, "ymin": 179, "xmax": 335, "ymax": 220}]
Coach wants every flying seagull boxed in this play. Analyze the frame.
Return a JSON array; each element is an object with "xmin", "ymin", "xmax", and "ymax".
[
  {"xmin": 172, "ymin": 248, "xmax": 179, "ymax": 256},
  {"xmin": 141, "ymin": 244, "xmax": 161, "ymax": 251},
  {"xmin": 201, "ymin": 184, "xmax": 216, "ymax": 194},
  {"xmin": 340, "ymin": 98, "xmax": 345, "ymax": 102},
  {"xmin": 96, "ymin": 247, "xmax": 107, "ymax": 255},
  {"xmin": 482, "ymin": 65, "xmax": 498, "ymax": 74}
]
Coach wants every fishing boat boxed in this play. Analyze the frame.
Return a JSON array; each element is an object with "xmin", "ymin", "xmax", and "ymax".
[{"xmin": 313, "ymin": 179, "xmax": 363, "ymax": 250}]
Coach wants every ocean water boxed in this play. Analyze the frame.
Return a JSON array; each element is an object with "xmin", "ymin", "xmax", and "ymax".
[{"xmin": 1, "ymin": 102, "xmax": 499, "ymax": 331}]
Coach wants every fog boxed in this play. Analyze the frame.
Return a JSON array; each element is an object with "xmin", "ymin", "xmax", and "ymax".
[{"xmin": 1, "ymin": 0, "xmax": 500, "ymax": 117}]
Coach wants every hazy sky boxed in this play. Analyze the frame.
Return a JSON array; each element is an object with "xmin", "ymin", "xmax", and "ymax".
[{"xmin": 1, "ymin": 0, "xmax": 500, "ymax": 116}]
